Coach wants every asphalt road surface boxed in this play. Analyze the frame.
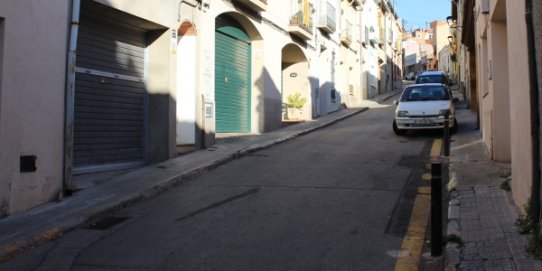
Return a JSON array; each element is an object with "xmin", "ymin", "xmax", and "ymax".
[{"xmin": 1, "ymin": 98, "xmax": 440, "ymax": 271}]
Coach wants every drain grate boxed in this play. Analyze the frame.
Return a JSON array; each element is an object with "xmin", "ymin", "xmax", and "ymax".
[{"xmin": 84, "ymin": 216, "xmax": 130, "ymax": 230}]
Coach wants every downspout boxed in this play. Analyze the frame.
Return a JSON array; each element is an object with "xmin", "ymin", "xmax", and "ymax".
[
  {"xmin": 526, "ymin": 0, "xmax": 541, "ymax": 227},
  {"xmin": 63, "ymin": 0, "xmax": 80, "ymax": 197}
]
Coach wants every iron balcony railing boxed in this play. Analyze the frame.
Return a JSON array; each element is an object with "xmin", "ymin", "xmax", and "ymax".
[
  {"xmin": 340, "ymin": 20, "xmax": 352, "ymax": 45},
  {"xmin": 290, "ymin": 10, "xmax": 313, "ymax": 34},
  {"xmin": 318, "ymin": 1, "xmax": 336, "ymax": 33}
]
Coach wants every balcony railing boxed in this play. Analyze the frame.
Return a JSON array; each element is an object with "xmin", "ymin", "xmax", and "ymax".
[
  {"xmin": 235, "ymin": 0, "xmax": 267, "ymax": 12},
  {"xmin": 340, "ymin": 20, "xmax": 352, "ymax": 46},
  {"xmin": 288, "ymin": 10, "xmax": 314, "ymax": 40},
  {"xmin": 317, "ymin": 1, "xmax": 336, "ymax": 33}
]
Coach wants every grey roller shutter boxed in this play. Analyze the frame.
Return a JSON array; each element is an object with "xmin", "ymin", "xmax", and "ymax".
[{"xmin": 74, "ymin": 8, "xmax": 146, "ymax": 173}]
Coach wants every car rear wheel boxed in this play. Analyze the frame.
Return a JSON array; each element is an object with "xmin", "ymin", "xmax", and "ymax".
[{"xmin": 393, "ymin": 120, "xmax": 407, "ymax": 135}]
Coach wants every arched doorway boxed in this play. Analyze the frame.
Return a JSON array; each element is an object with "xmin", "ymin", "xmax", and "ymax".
[
  {"xmin": 215, "ymin": 15, "xmax": 251, "ymax": 133},
  {"xmin": 281, "ymin": 44, "xmax": 309, "ymax": 121},
  {"xmin": 176, "ymin": 21, "xmax": 197, "ymax": 148}
]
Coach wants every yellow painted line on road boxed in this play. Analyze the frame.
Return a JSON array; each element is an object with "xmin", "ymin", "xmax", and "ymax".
[
  {"xmin": 430, "ymin": 139, "xmax": 442, "ymax": 158},
  {"xmin": 395, "ymin": 139, "xmax": 440, "ymax": 271},
  {"xmin": 395, "ymin": 187, "xmax": 431, "ymax": 271},
  {"xmin": 422, "ymin": 173, "xmax": 431, "ymax": 181},
  {"xmin": 0, "ymin": 227, "xmax": 61, "ymax": 263}
]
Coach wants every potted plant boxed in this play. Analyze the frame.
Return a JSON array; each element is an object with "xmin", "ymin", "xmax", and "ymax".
[
  {"xmin": 287, "ymin": 92, "xmax": 307, "ymax": 120},
  {"xmin": 290, "ymin": 14, "xmax": 299, "ymax": 25}
]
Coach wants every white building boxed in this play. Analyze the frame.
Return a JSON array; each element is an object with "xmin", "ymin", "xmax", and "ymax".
[{"xmin": 0, "ymin": 0, "xmax": 403, "ymax": 216}]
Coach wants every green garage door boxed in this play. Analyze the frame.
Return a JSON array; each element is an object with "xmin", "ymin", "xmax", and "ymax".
[{"xmin": 215, "ymin": 17, "xmax": 251, "ymax": 133}]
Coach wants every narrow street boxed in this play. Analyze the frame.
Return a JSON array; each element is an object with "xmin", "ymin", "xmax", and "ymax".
[{"xmin": 1, "ymin": 97, "xmax": 441, "ymax": 271}]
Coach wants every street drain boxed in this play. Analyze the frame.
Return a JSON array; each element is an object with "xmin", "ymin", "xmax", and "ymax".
[{"xmin": 84, "ymin": 216, "xmax": 130, "ymax": 230}]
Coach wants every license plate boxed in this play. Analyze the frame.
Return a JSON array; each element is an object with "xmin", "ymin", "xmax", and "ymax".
[{"xmin": 414, "ymin": 119, "xmax": 434, "ymax": 125}]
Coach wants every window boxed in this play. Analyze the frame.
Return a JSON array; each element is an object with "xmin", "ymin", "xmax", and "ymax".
[{"xmin": 401, "ymin": 86, "xmax": 450, "ymax": 102}]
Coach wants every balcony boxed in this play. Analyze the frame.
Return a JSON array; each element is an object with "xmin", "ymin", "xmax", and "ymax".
[
  {"xmin": 350, "ymin": 0, "xmax": 362, "ymax": 7},
  {"xmin": 235, "ymin": 0, "xmax": 267, "ymax": 12},
  {"xmin": 379, "ymin": 29, "xmax": 385, "ymax": 47},
  {"xmin": 370, "ymin": 37, "xmax": 378, "ymax": 47},
  {"xmin": 317, "ymin": 1, "xmax": 336, "ymax": 33},
  {"xmin": 288, "ymin": 11, "xmax": 314, "ymax": 40},
  {"xmin": 340, "ymin": 21, "xmax": 352, "ymax": 46}
]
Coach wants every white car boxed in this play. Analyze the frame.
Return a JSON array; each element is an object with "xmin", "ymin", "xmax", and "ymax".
[{"xmin": 393, "ymin": 83, "xmax": 458, "ymax": 135}]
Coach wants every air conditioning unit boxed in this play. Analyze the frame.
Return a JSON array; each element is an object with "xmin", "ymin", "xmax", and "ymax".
[{"xmin": 481, "ymin": 0, "xmax": 490, "ymax": 14}]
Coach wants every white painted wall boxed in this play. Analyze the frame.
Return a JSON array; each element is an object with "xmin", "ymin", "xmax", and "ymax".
[
  {"xmin": 176, "ymin": 36, "xmax": 197, "ymax": 145},
  {"xmin": 506, "ymin": 0, "xmax": 532, "ymax": 208},
  {"xmin": 0, "ymin": 0, "xmax": 69, "ymax": 215}
]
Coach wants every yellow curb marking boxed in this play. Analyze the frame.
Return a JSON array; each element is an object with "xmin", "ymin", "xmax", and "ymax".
[
  {"xmin": 395, "ymin": 139, "xmax": 440, "ymax": 271},
  {"xmin": 394, "ymin": 187, "xmax": 431, "ymax": 271},
  {"xmin": 422, "ymin": 173, "xmax": 431, "ymax": 181},
  {"xmin": 430, "ymin": 139, "xmax": 442, "ymax": 158},
  {"xmin": 0, "ymin": 227, "xmax": 62, "ymax": 264}
]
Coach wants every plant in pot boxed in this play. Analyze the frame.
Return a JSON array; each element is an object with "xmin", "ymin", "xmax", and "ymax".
[
  {"xmin": 287, "ymin": 92, "xmax": 307, "ymax": 120},
  {"xmin": 290, "ymin": 14, "xmax": 299, "ymax": 25}
]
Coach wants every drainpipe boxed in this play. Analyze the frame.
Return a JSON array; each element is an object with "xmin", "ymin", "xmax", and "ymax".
[
  {"xmin": 525, "ymin": 0, "xmax": 541, "ymax": 227},
  {"xmin": 63, "ymin": 0, "xmax": 80, "ymax": 197}
]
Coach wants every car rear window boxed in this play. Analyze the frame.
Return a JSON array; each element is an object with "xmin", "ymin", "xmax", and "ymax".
[
  {"xmin": 415, "ymin": 75, "xmax": 448, "ymax": 84},
  {"xmin": 400, "ymin": 86, "xmax": 450, "ymax": 102}
]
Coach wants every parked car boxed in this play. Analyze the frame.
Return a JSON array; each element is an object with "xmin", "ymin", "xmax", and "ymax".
[
  {"xmin": 393, "ymin": 83, "xmax": 458, "ymax": 135},
  {"xmin": 415, "ymin": 71, "xmax": 453, "ymax": 86},
  {"xmin": 404, "ymin": 71, "xmax": 422, "ymax": 80},
  {"xmin": 405, "ymin": 72, "xmax": 416, "ymax": 80}
]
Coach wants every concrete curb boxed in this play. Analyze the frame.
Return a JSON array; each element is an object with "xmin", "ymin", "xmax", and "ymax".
[
  {"xmin": 381, "ymin": 90, "xmax": 402, "ymax": 102},
  {"xmin": 0, "ymin": 107, "xmax": 370, "ymax": 263},
  {"xmin": 444, "ymin": 165, "xmax": 461, "ymax": 271}
]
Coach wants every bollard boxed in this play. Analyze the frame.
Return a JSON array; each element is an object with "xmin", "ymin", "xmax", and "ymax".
[
  {"xmin": 431, "ymin": 162, "xmax": 443, "ymax": 256},
  {"xmin": 443, "ymin": 110, "xmax": 450, "ymax": 156}
]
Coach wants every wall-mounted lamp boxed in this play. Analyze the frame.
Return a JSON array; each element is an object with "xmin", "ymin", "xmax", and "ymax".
[
  {"xmin": 448, "ymin": 36, "xmax": 458, "ymax": 50},
  {"xmin": 446, "ymin": 16, "xmax": 462, "ymax": 31}
]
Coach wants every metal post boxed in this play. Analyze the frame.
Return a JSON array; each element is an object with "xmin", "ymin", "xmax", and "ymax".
[
  {"xmin": 431, "ymin": 162, "xmax": 443, "ymax": 256},
  {"xmin": 443, "ymin": 111, "xmax": 450, "ymax": 156}
]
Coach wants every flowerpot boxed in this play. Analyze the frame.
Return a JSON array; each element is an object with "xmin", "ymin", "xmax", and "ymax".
[{"xmin": 287, "ymin": 108, "xmax": 303, "ymax": 120}]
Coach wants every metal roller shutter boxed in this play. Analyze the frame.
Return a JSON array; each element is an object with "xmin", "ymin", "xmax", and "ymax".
[
  {"xmin": 74, "ymin": 6, "xmax": 146, "ymax": 173},
  {"xmin": 215, "ymin": 17, "xmax": 251, "ymax": 133}
]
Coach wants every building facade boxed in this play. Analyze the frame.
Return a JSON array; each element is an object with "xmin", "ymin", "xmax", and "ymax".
[
  {"xmin": 453, "ymin": 0, "xmax": 538, "ymax": 210},
  {"xmin": 0, "ymin": 0, "xmax": 403, "ymax": 216}
]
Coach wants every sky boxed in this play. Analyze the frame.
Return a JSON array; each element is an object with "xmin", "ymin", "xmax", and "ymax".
[{"xmin": 393, "ymin": 0, "xmax": 452, "ymax": 32}]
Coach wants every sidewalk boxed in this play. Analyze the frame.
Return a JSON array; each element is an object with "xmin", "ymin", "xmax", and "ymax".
[
  {"xmin": 444, "ymin": 93, "xmax": 542, "ymax": 270},
  {"xmin": 0, "ymin": 90, "xmax": 401, "ymax": 263}
]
